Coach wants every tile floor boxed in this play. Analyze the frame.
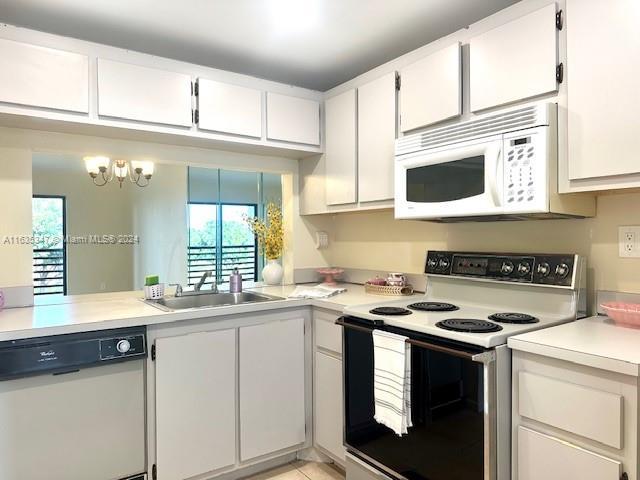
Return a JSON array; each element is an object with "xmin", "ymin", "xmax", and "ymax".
[{"xmin": 246, "ymin": 461, "xmax": 344, "ymax": 480}]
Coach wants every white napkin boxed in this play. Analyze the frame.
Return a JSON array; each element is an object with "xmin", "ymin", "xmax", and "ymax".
[
  {"xmin": 287, "ymin": 284, "xmax": 347, "ymax": 299},
  {"xmin": 372, "ymin": 329, "xmax": 412, "ymax": 436}
]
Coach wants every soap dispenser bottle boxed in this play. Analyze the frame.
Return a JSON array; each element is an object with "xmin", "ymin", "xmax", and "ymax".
[{"xmin": 230, "ymin": 267, "xmax": 243, "ymax": 293}]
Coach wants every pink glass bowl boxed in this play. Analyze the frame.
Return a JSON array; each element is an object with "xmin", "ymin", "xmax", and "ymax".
[
  {"xmin": 317, "ymin": 268, "xmax": 344, "ymax": 286},
  {"xmin": 601, "ymin": 302, "xmax": 640, "ymax": 328}
]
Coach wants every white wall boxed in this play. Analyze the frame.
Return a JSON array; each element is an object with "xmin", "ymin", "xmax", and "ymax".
[
  {"xmin": 0, "ymin": 148, "xmax": 32, "ymax": 288},
  {"xmin": 131, "ymin": 164, "xmax": 188, "ymax": 288}
]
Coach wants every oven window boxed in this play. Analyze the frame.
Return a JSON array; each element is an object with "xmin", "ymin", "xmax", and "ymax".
[
  {"xmin": 406, "ymin": 156, "xmax": 485, "ymax": 203},
  {"xmin": 344, "ymin": 326, "xmax": 485, "ymax": 480}
]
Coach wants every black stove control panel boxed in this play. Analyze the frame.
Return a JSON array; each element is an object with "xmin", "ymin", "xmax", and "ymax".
[{"xmin": 425, "ymin": 251, "xmax": 576, "ymax": 287}]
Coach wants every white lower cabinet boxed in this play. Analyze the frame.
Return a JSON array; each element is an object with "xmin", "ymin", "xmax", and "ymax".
[
  {"xmin": 239, "ymin": 318, "xmax": 306, "ymax": 461},
  {"xmin": 512, "ymin": 349, "xmax": 637, "ymax": 480},
  {"xmin": 314, "ymin": 351, "xmax": 345, "ymax": 462},
  {"xmin": 313, "ymin": 309, "xmax": 346, "ymax": 464},
  {"xmin": 518, "ymin": 427, "xmax": 621, "ymax": 480},
  {"xmin": 151, "ymin": 311, "xmax": 310, "ymax": 480},
  {"xmin": 155, "ymin": 329, "xmax": 237, "ymax": 480}
]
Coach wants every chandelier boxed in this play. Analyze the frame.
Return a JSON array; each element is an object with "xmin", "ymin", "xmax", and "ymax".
[{"xmin": 84, "ymin": 156, "xmax": 154, "ymax": 188}]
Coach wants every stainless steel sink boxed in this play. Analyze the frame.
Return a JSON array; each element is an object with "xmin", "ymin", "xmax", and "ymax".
[{"xmin": 145, "ymin": 291, "xmax": 284, "ymax": 312}]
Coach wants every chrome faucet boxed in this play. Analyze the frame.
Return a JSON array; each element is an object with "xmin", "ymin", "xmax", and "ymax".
[
  {"xmin": 169, "ymin": 283, "xmax": 183, "ymax": 297},
  {"xmin": 195, "ymin": 271, "xmax": 218, "ymax": 293}
]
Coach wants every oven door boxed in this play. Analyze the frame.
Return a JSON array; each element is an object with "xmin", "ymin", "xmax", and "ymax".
[
  {"xmin": 340, "ymin": 317, "xmax": 497, "ymax": 480},
  {"xmin": 394, "ymin": 137, "xmax": 504, "ymax": 220}
]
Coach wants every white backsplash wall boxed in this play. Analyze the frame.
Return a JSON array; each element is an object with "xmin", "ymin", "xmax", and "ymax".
[{"xmin": 310, "ymin": 192, "xmax": 640, "ymax": 309}]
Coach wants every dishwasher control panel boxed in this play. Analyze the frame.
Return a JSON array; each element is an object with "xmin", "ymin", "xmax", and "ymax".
[
  {"xmin": 0, "ymin": 326, "xmax": 147, "ymax": 381},
  {"xmin": 100, "ymin": 334, "xmax": 146, "ymax": 360}
]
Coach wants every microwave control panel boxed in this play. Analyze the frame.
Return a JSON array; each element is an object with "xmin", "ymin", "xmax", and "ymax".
[
  {"xmin": 425, "ymin": 251, "xmax": 576, "ymax": 287},
  {"xmin": 505, "ymin": 136, "xmax": 536, "ymax": 205}
]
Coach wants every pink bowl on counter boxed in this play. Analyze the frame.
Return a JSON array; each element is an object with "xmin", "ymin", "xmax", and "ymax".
[{"xmin": 601, "ymin": 302, "xmax": 640, "ymax": 328}]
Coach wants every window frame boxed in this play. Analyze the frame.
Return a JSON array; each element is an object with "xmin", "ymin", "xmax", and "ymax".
[
  {"xmin": 187, "ymin": 201, "xmax": 259, "ymax": 285},
  {"xmin": 32, "ymin": 194, "xmax": 67, "ymax": 296}
]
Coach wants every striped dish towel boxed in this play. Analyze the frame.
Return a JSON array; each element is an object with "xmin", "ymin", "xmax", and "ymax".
[{"xmin": 372, "ymin": 329, "xmax": 412, "ymax": 436}]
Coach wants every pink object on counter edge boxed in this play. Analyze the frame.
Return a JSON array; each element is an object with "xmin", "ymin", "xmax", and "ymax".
[{"xmin": 601, "ymin": 302, "xmax": 640, "ymax": 328}]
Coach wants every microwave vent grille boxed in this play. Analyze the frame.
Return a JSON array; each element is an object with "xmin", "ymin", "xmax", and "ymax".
[{"xmin": 396, "ymin": 104, "xmax": 551, "ymax": 156}]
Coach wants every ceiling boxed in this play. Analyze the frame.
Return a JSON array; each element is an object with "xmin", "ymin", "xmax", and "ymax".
[{"xmin": 0, "ymin": 0, "xmax": 519, "ymax": 91}]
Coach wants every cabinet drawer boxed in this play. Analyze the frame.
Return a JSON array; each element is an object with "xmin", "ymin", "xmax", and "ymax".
[
  {"xmin": 517, "ymin": 427, "xmax": 621, "ymax": 480},
  {"xmin": 314, "ymin": 311, "xmax": 342, "ymax": 354},
  {"xmin": 519, "ymin": 371, "xmax": 623, "ymax": 448}
]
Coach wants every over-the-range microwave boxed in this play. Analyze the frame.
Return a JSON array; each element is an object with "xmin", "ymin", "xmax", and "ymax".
[{"xmin": 394, "ymin": 103, "xmax": 594, "ymax": 221}]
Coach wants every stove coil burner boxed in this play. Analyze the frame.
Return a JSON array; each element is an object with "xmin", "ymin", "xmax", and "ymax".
[
  {"xmin": 369, "ymin": 307, "xmax": 413, "ymax": 316},
  {"xmin": 407, "ymin": 302, "xmax": 459, "ymax": 312},
  {"xmin": 488, "ymin": 313, "xmax": 539, "ymax": 324},
  {"xmin": 436, "ymin": 318, "xmax": 503, "ymax": 333}
]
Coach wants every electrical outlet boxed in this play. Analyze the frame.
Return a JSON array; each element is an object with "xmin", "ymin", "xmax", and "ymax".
[{"xmin": 619, "ymin": 226, "xmax": 640, "ymax": 257}]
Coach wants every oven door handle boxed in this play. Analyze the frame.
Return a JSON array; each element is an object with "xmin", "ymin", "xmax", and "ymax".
[{"xmin": 336, "ymin": 317, "xmax": 496, "ymax": 363}]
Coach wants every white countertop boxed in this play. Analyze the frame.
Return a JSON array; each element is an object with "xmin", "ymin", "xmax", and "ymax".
[
  {"xmin": 508, "ymin": 316, "xmax": 640, "ymax": 376},
  {"xmin": 0, "ymin": 284, "xmax": 421, "ymax": 342}
]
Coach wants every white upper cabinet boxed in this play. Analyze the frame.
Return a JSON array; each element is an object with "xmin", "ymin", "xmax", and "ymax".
[
  {"xmin": 197, "ymin": 78, "xmax": 262, "ymax": 137},
  {"xmin": 239, "ymin": 318, "xmax": 306, "ymax": 461},
  {"xmin": 400, "ymin": 43, "xmax": 461, "ymax": 132},
  {"xmin": 469, "ymin": 3, "xmax": 558, "ymax": 112},
  {"xmin": 97, "ymin": 58, "xmax": 193, "ymax": 127},
  {"xmin": 266, "ymin": 93, "xmax": 320, "ymax": 145},
  {"xmin": 155, "ymin": 329, "xmax": 237, "ymax": 480},
  {"xmin": 566, "ymin": 0, "xmax": 640, "ymax": 182},
  {"xmin": 358, "ymin": 72, "xmax": 397, "ymax": 202},
  {"xmin": 0, "ymin": 38, "xmax": 89, "ymax": 113},
  {"xmin": 325, "ymin": 89, "xmax": 358, "ymax": 205}
]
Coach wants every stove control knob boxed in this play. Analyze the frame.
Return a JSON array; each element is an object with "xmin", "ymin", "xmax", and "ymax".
[
  {"xmin": 438, "ymin": 258, "xmax": 450, "ymax": 270},
  {"xmin": 555, "ymin": 263, "xmax": 570, "ymax": 279},
  {"xmin": 427, "ymin": 258, "xmax": 437, "ymax": 270},
  {"xmin": 500, "ymin": 261, "xmax": 514, "ymax": 275},
  {"xmin": 537, "ymin": 262, "xmax": 551, "ymax": 276},
  {"xmin": 116, "ymin": 339, "xmax": 131, "ymax": 354},
  {"xmin": 517, "ymin": 262, "xmax": 531, "ymax": 276}
]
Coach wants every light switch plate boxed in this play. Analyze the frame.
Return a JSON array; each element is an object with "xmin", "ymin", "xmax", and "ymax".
[{"xmin": 619, "ymin": 226, "xmax": 640, "ymax": 257}]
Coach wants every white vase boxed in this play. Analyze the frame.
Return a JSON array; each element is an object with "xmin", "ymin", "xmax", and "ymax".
[{"xmin": 262, "ymin": 259, "xmax": 284, "ymax": 285}]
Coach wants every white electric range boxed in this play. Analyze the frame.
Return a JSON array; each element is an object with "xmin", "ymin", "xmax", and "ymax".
[{"xmin": 339, "ymin": 251, "xmax": 586, "ymax": 480}]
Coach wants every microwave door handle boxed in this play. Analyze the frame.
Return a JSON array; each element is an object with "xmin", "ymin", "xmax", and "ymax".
[{"xmin": 486, "ymin": 145, "xmax": 502, "ymax": 207}]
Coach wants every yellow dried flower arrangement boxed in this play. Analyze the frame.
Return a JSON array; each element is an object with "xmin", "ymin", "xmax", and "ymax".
[{"xmin": 245, "ymin": 202, "xmax": 284, "ymax": 260}]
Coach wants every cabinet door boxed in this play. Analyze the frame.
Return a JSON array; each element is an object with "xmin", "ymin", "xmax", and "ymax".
[
  {"xmin": 155, "ymin": 330, "xmax": 236, "ymax": 480},
  {"xmin": 198, "ymin": 78, "xmax": 262, "ymax": 137},
  {"xmin": 325, "ymin": 89, "xmax": 357, "ymax": 205},
  {"xmin": 517, "ymin": 427, "xmax": 622, "ymax": 480},
  {"xmin": 358, "ymin": 72, "xmax": 397, "ymax": 203},
  {"xmin": 567, "ymin": 0, "xmax": 640, "ymax": 181},
  {"xmin": 469, "ymin": 3, "xmax": 558, "ymax": 112},
  {"xmin": 97, "ymin": 58, "xmax": 193, "ymax": 127},
  {"xmin": 266, "ymin": 93, "xmax": 320, "ymax": 145},
  {"xmin": 400, "ymin": 43, "xmax": 461, "ymax": 132},
  {"xmin": 239, "ymin": 318, "xmax": 306, "ymax": 460},
  {"xmin": 0, "ymin": 38, "xmax": 88, "ymax": 113},
  {"xmin": 315, "ymin": 352, "xmax": 345, "ymax": 462}
]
